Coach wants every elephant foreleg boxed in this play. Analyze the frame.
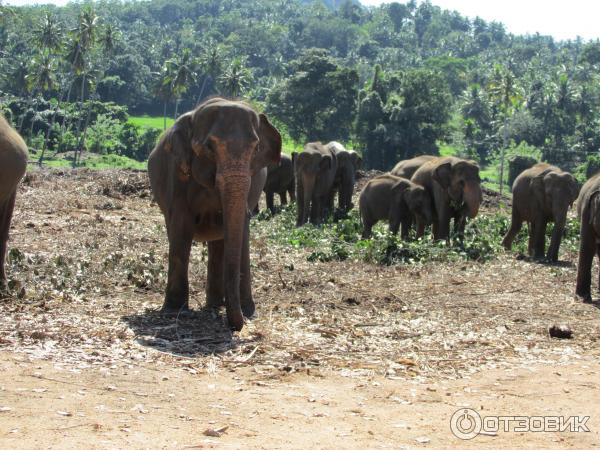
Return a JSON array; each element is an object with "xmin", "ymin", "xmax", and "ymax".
[
  {"xmin": 547, "ymin": 221, "xmax": 565, "ymax": 262},
  {"xmin": 266, "ymin": 191, "xmax": 275, "ymax": 214},
  {"xmin": 434, "ymin": 203, "xmax": 451, "ymax": 241},
  {"xmin": 164, "ymin": 216, "xmax": 193, "ymax": 312},
  {"xmin": 206, "ymin": 240, "xmax": 225, "ymax": 309},
  {"xmin": 239, "ymin": 218, "xmax": 255, "ymax": 318},
  {"xmin": 279, "ymin": 191, "xmax": 287, "ymax": 206},
  {"xmin": 502, "ymin": 209, "xmax": 523, "ymax": 250},
  {"xmin": 415, "ymin": 218, "xmax": 426, "ymax": 239},
  {"xmin": 0, "ymin": 191, "xmax": 17, "ymax": 289},
  {"xmin": 576, "ymin": 222, "xmax": 596, "ymax": 303},
  {"xmin": 532, "ymin": 219, "xmax": 547, "ymax": 260},
  {"xmin": 400, "ymin": 217, "xmax": 412, "ymax": 240},
  {"xmin": 288, "ymin": 184, "xmax": 295, "ymax": 203}
]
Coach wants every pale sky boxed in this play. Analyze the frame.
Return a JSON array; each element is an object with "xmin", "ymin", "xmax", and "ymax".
[
  {"xmin": 5, "ymin": 0, "xmax": 600, "ymax": 41},
  {"xmin": 362, "ymin": 0, "xmax": 600, "ymax": 41}
]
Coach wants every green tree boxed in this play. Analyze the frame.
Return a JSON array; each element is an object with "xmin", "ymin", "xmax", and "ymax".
[{"xmin": 266, "ymin": 49, "xmax": 358, "ymax": 142}]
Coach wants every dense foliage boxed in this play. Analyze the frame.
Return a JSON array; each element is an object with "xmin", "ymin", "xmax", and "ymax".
[
  {"xmin": 1, "ymin": 0, "xmax": 600, "ymax": 174},
  {"xmin": 253, "ymin": 204, "xmax": 581, "ymax": 265}
]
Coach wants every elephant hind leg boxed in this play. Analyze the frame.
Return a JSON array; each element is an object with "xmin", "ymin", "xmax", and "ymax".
[
  {"xmin": 576, "ymin": 223, "xmax": 596, "ymax": 303},
  {"xmin": 279, "ymin": 191, "xmax": 287, "ymax": 206},
  {"xmin": 0, "ymin": 191, "xmax": 17, "ymax": 288}
]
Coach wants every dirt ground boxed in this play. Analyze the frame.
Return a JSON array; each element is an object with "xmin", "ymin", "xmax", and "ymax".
[{"xmin": 1, "ymin": 170, "xmax": 600, "ymax": 449}]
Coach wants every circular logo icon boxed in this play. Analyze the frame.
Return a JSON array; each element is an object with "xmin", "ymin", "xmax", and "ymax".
[{"xmin": 450, "ymin": 408, "xmax": 482, "ymax": 440}]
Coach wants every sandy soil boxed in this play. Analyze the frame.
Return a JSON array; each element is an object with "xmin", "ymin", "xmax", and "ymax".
[
  {"xmin": 1, "ymin": 352, "xmax": 599, "ymax": 448},
  {"xmin": 0, "ymin": 169, "xmax": 599, "ymax": 449}
]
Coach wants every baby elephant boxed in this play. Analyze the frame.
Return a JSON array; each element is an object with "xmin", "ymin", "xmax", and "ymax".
[
  {"xmin": 359, "ymin": 173, "xmax": 433, "ymax": 239},
  {"xmin": 575, "ymin": 173, "xmax": 600, "ymax": 302},
  {"xmin": 502, "ymin": 163, "xmax": 578, "ymax": 262},
  {"xmin": 262, "ymin": 153, "xmax": 295, "ymax": 214}
]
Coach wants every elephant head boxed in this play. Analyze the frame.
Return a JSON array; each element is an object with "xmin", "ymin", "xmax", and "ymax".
[
  {"xmin": 293, "ymin": 142, "xmax": 334, "ymax": 225},
  {"xmin": 392, "ymin": 179, "xmax": 433, "ymax": 227},
  {"xmin": 164, "ymin": 98, "xmax": 281, "ymax": 329},
  {"xmin": 432, "ymin": 158, "xmax": 482, "ymax": 218},
  {"xmin": 532, "ymin": 169, "xmax": 579, "ymax": 223}
]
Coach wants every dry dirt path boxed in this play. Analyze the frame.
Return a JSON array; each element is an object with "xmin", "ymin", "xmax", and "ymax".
[{"xmin": 1, "ymin": 352, "xmax": 599, "ymax": 449}]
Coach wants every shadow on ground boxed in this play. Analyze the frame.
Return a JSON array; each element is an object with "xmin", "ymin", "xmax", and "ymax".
[{"xmin": 122, "ymin": 307, "xmax": 250, "ymax": 357}]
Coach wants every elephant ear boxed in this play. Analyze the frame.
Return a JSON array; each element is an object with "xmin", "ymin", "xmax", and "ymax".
[
  {"xmin": 252, "ymin": 113, "xmax": 282, "ymax": 174},
  {"xmin": 163, "ymin": 113, "xmax": 194, "ymax": 183},
  {"xmin": 432, "ymin": 161, "xmax": 453, "ymax": 188},
  {"xmin": 391, "ymin": 179, "xmax": 412, "ymax": 199},
  {"xmin": 569, "ymin": 177, "xmax": 580, "ymax": 205}
]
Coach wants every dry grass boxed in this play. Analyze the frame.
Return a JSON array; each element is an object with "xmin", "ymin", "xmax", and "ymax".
[{"xmin": 1, "ymin": 169, "xmax": 599, "ymax": 382}]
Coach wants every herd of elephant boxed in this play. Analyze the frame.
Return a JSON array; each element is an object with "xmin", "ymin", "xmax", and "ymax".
[{"xmin": 1, "ymin": 98, "xmax": 600, "ymax": 332}]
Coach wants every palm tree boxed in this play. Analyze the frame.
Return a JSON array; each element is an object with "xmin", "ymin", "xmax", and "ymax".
[
  {"xmin": 30, "ymin": 12, "xmax": 64, "ymax": 166},
  {"xmin": 196, "ymin": 41, "xmax": 224, "ymax": 104},
  {"xmin": 219, "ymin": 58, "xmax": 253, "ymax": 98},
  {"xmin": 488, "ymin": 65, "xmax": 522, "ymax": 194},
  {"xmin": 69, "ymin": 6, "xmax": 99, "ymax": 167},
  {"xmin": 154, "ymin": 66, "xmax": 176, "ymax": 130},
  {"xmin": 33, "ymin": 12, "xmax": 63, "ymax": 55},
  {"xmin": 166, "ymin": 49, "xmax": 196, "ymax": 119}
]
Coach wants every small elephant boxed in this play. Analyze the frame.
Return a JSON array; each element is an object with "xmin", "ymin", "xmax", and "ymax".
[
  {"xmin": 411, "ymin": 156, "xmax": 482, "ymax": 241},
  {"xmin": 359, "ymin": 173, "xmax": 433, "ymax": 239},
  {"xmin": 148, "ymin": 98, "xmax": 281, "ymax": 331},
  {"xmin": 326, "ymin": 142, "xmax": 362, "ymax": 214},
  {"xmin": 391, "ymin": 155, "xmax": 436, "ymax": 179},
  {"xmin": 261, "ymin": 153, "xmax": 295, "ymax": 214},
  {"xmin": 293, "ymin": 142, "xmax": 337, "ymax": 226},
  {"xmin": 502, "ymin": 163, "xmax": 578, "ymax": 262},
  {"xmin": 0, "ymin": 115, "xmax": 28, "ymax": 289},
  {"xmin": 576, "ymin": 172, "xmax": 600, "ymax": 302}
]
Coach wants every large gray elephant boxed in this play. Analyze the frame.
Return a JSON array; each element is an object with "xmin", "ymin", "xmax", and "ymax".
[
  {"xmin": 261, "ymin": 153, "xmax": 295, "ymax": 214},
  {"xmin": 391, "ymin": 155, "xmax": 436, "ymax": 179},
  {"xmin": 575, "ymin": 172, "xmax": 600, "ymax": 302},
  {"xmin": 502, "ymin": 163, "xmax": 578, "ymax": 262},
  {"xmin": 148, "ymin": 98, "xmax": 281, "ymax": 331},
  {"xmin": 359, "ymin": 173, "xmax": 433, "ymax": 239},
  {"xmin": 411, "ymin": 156, "xmax": 482, "ymax": 241},
  {"xmin": 326, "ymin": 142, "xmax": 362, "ymax": 214},
  {"xmin": 0, "ymin": 115, "xmax": 28, "ymax": 289},
  {"xmin": 293, "ymin": 142, "xmax": 337, "ymax": 226}
]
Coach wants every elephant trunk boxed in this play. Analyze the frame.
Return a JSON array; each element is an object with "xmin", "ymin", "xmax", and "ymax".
[
  {"xmin": 217, "ymin": 171, "xmax": 251, "ymax": 331},
  {"xmin": 463, "ymin": 181, "xmax": 482, "ymax": 219},
  {"xmin": 341, "ymin": 168, "xmax": 355, "ymax": 211}
]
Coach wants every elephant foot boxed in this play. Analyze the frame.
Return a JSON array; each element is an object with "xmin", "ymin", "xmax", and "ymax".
[
  {"xmin": 241, "ymin": 298, "xmax": 256, "ymax": 318},
  {"xmin": 161, "ymin": 295, "xmax": 190, "ymax": 315},
  {"xmin": 226, "ymin": 307, "xmax": 244, "ymax": 332},
  {"xmin": 576, "ymin": 292, "xmax": 593, "ymax": 303},
  {"xmin": 206, "ymin": 295, "xmax": 225, "ymax": 309}
]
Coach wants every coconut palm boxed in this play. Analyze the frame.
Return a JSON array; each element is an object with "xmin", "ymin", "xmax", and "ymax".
[
  {"xmin": 33, "ymin": 12, "xmax": 63, "ymax": 55},
  {"xmin": 219, "ymin": 58, "xmax": 253, "ymax": 98},
  {"xmin": 166, "ymin": 48, "xmax": 196, "ymax": 118}
]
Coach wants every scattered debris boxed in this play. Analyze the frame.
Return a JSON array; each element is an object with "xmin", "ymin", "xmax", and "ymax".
[{"xmin": 549, "ymin": 324, "xmax": 573, "ymax": 339}]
